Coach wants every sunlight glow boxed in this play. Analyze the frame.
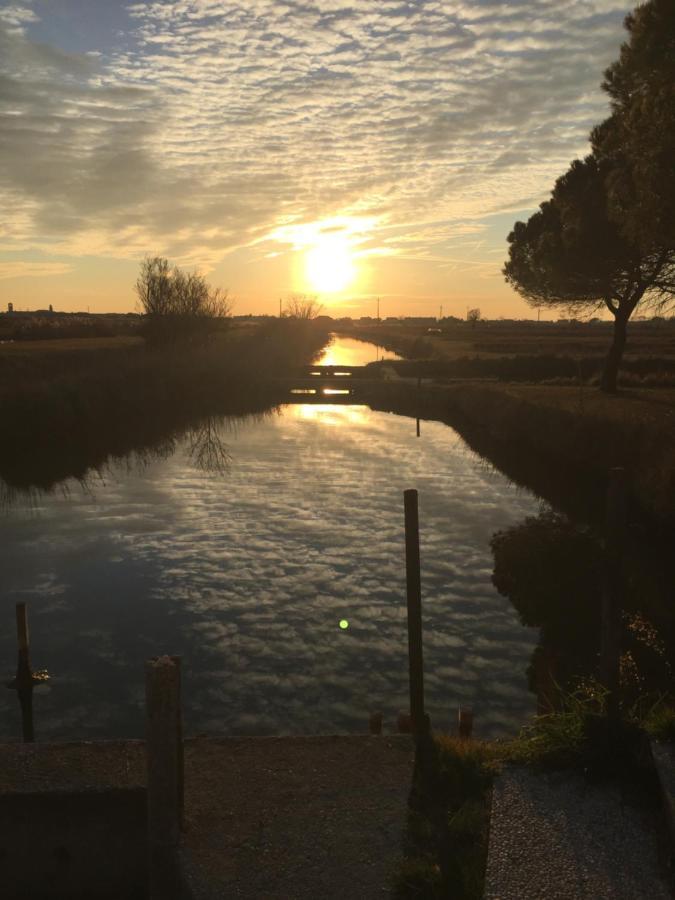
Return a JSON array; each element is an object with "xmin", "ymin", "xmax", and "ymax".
[
  {"xmin": 305, "ymin": 235, "xmax": 356, "ymax": 293},
  {"xmin": 264, "ymin": 215, "xmax": 377, "ymax": 299},
  {"xmin": 290, "ymin": 404, "xmax": 369, "ymax": 427}
]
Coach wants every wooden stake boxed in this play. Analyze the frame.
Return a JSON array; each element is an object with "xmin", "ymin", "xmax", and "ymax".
[
  {"xmin": 600, "ymin": 468, "xmax": 626, "ymax": 723},
  {"xmin": 369, "ymin": 712, "xmax": 383, "ymax": 735},
  {"xmin": 15, "ymin": 603, "xmax": 34, "ymax": 743},
  {"xmin": 169, "ymin": 656, "xmax": 184, "ymax": 830},
  {"xmin": 145, "ymin": 656, "xmax": 181, "ymax": 900},
  {"xmin": 458, "ymin": 706, "xmax": 474, "ymax": 740},
  {"xmin": 15, "ymin": 603, "xmax": 31, "ymax": 686},
  {"xmin": 404, "ymin": 489, "xmax": 426, "ymax": 738}
]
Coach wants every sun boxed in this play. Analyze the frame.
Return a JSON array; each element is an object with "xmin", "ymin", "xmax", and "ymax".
[{"xmin": 304, "ymin": 235, "xmax": 357, "ymax": 293}]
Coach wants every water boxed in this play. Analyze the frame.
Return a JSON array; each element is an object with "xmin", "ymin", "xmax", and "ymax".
[
  {"xmin": 0, "ymin": 337, "xmax": 542, "ymax": 740},
  {"xmin": 316, "ymin": 335, "xmax": 401, "ymax": 366}
]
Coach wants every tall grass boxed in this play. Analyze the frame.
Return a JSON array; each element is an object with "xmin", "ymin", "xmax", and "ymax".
[
  {"xmin": 0, "ymin": 319, "xmax": 328, "ymax": 491},
  {"xmin": 395, "ymin": 736, "xmax": 494, "ymax": 900}
]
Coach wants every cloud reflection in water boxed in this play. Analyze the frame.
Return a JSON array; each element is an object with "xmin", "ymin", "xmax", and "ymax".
[{"xmin": 0, "ymin": 404, "xmax": 541, "ymax": 740}]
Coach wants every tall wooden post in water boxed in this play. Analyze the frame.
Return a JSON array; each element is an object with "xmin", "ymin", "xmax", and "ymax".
[
  {"xmin": 15, "ymin": 603, "xmax": 34, "ymax": 742},
  {"xmin": 600, "ymin": 467, "xmax": 626, "ymax": 723},
  {"xmin": 145, "ymin": 656, "xmax": 182, "ymax": 900},
  {"xmin": 404, "ymin": 489, "xmax": 427, "ymax": 737}
]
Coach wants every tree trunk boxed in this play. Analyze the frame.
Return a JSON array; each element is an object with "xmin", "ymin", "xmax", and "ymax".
[{"xmin": 600, "ymin": 311, "xmax": 629, "ymax": 393}]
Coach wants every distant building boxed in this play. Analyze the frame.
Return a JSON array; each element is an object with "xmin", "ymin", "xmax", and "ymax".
[{"xmin": 7, "ymin": 302, "xmax": 13, "ymax": 313}]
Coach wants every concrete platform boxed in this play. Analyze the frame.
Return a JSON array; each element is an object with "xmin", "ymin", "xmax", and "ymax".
[{"xmin": 0, "ymin": 734, "xmax": 414, "ymax": 899}]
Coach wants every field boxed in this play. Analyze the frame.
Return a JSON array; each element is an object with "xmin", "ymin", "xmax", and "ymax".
[{"xmin": 341, "ymin": 320, "xmax": 675, "ymax": 386}]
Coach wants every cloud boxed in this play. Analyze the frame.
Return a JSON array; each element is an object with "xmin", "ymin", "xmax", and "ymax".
[
  {"xmin": 0, "ymin": 260, "xmax": 72, "ymax": 279},
  {"xmin": 0, "ymin": 0, "xmax": 630, "ymax": 273},
  {"xmin": 0, "ymin": 4, "xmax": 38, "ymax": 33}
]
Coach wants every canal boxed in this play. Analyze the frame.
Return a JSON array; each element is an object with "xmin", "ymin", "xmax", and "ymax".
[{"xmin": 0, "ymin": 335, "xmax": 542, "ymax": 740}]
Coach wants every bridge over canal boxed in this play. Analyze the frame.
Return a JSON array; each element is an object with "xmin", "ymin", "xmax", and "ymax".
[{"xmin": 278, "ymin": 364, "xmax": 386, "ymax": 403}]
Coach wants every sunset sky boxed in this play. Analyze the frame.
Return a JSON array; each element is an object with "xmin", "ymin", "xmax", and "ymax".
[{"xmin": 1, "ymin": 0, "xmax": 632, "ymax": 318}]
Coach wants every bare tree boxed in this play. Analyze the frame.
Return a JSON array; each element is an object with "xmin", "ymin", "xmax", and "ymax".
[
  {"xmin": 282, "ymin": 294, "xmax": 323, "ymax": 320},
  {"xmin": 136, "ymin": 257, "xmax": 231, "ymax": 346}
]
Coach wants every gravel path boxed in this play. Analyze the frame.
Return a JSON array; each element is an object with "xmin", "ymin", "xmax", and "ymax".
[
  {"xmin": 485, "ymin": 767, "xmax": 672, "ymax": 900},
  {"xmin": 181, "ymin": 735, "xmax": 413, "ymax": 900}
]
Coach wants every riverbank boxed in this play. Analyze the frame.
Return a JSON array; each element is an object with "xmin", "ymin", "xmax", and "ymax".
[
  {"xmin": 397, "ymin": 708, "xmax": 674, "ymax": 899},
  {"xmin": 365, "ymin": 377, "xmax": 675, "ymax": 528},
  {"xmin": 0, "ymin": 320, "xmax": 329, "ymax": 492},
  {"xmin": 338, "ymin": 322, "xmax": 675, "ymax": 387}
]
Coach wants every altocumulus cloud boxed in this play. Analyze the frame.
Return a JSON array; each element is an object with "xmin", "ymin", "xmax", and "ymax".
[{"xmin": 1, "ymin": 0, "xmax": 630, "ymax": 269}]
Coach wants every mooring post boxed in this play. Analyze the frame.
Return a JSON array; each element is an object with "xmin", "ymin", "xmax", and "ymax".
[
  {"xmin": 458, "ymin": 706, "xmax": 474, "ymax": 740},
  {"xmin": 15, "ymin": 602, "xmax": 32, "ymax": 685},
  {"xmin": 15, "ymin": 603, "xmax": 34, "ymax": 743},
  {"xmin": 145, "ymin": 656, "xmax": 182, "ymax": 900},
  {"xmin": 600, "ymin": 467, "xmax": 626, "ymax": 723},
  {"xmin": 169, "ymin": 655, "xmax": 184, "ymax": 830},
  {"xmin": 404, "ymin": 489, "xmax": 427, "ymax": 739}
]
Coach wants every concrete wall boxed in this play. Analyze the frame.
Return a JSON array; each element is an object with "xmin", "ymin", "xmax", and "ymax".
[{"xmin": 0, "ymin": 788, "xmax": 147, "ymax": 899}]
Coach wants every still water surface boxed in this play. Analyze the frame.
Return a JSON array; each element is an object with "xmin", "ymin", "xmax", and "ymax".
[{"xmin": 0, "ymin": 337, "xmax": 542, "ymax": 740}]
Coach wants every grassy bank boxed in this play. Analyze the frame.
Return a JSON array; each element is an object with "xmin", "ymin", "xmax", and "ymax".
[
  {"xmin": 397, "ymin": 697, "xmax": 672, "ymax": 899},
  {"xmin": 340, "ymin": 322, "xmax": 675, "ymax": 387},
  {"xmin": 366, "ymin": 378, "xmax": 675, "ymax": 527},
  {"xmin": 0, "ymin": 320, "xmax": 329, "ymax": 492}
]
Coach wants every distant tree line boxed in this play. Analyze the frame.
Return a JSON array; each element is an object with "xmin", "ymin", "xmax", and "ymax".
[
  {"xmin": 136, "ymin": 256, "xmax": 231, "ymax": 346},
  {"xmin": 504, "ymin": 0, "xmax": 675, "ymax": 391}
]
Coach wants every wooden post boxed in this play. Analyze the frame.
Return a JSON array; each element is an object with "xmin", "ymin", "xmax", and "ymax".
[
  {"xmin": 169, "ymin": 656, "xmax": 184, "ymax": 830},
  {"xmin": 458, "ymin": 706, "xmax": 474, "ymax": 740},
  {"xmin": 600, "ymin": 468, "xmax": 626, "ymax": 723},
  {"xmin": 15, "ymin": 603, "xmax": 34, "ymax": 743},
  {"xmin": 404, "ymin": 489, "xmax": 427, "ymax": 738},
  {"xmin": 15, "ymin": 603, "xmax": 32, "ymax": 685},
  {"xmin": 369, "ymin": 712, "xmax": 383, "ymax": 735},
  {"xmin": 145, "ymin": 656, "xmax": 181, "ymax": 900}
]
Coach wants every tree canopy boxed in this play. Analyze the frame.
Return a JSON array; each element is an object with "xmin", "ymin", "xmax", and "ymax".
[
  {"xmin": 503, "ymin": 0, "xmax": 675, "ymax": 392},
  {"xmin": 594, "ymin": 0, "xmax": 675, "ymax": 250}
]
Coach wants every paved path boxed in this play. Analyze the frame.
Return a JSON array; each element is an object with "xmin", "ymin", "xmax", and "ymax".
[{"xmin": 485, "ymin": 767, "xmax": 672, "ymax": 900}]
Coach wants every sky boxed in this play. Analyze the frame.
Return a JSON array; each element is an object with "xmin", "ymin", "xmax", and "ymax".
[{"xmin": 0, "ymin": 0, "xmax": 633, "ymax": 318}]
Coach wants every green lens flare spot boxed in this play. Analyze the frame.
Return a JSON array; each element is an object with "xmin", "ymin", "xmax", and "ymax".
[{"xmin": 339, "ymin": 619, "xmax": 349, "ymax": 630}]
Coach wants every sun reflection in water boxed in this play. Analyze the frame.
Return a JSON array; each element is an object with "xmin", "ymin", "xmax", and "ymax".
[{"xmin": 290, "ymin": 404, "xmax": 370, "ymax": 427}]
